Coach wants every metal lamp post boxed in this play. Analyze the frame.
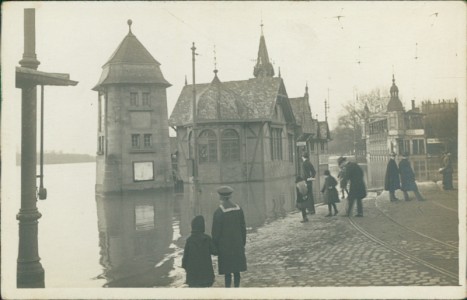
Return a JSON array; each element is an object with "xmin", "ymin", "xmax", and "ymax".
[{"xmin": 15, "ymin": 8, "xmax": 77, "ymax": 288}]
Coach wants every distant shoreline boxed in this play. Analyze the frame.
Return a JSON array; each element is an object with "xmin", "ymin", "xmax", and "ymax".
[{"xmin": 16, "ymin": 153, "xmax": 95, "ymax": 166}]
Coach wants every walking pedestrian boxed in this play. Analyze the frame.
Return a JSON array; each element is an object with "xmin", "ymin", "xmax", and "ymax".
[
  {"xmin": 295, "ymin": 176, "xmax": 309, "ymax": 223},
  {"xmin": 384, "ymin": 152, "xmax": 401, "ymax": 201},
  {"xmin": 212, "ymin": 186, "xmax": 247, "ymax": 288},
  {"xmin": 321, "ymin": 170, "xmax": 339, "ymax": 217},
  {"xmin": 301, "ymin": 153, "xmax": 316, "ymax": 214},
  {"xmin": 338, "ymin": 156, "xmax": 366, "ymax": 217},
  {"xmin": 182, "ymin": 215, "xmax": 217, "ymax": 287},
  {"xmin": 399, "ymin": 152, "xmax": 425, "ymax": 201},
  {"xmin": 441, "ymin": 152, "xmax": 454, "ymax": 190}
]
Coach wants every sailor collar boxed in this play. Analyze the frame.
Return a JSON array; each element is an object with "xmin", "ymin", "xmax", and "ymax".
[{"xmin": 219, "ymin": 204, "xmax": 240, "ymax": 213}]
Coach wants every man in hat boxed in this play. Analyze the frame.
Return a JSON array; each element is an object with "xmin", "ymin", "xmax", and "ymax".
[
  {"xmin": 441, "ymin": 152, "xmax": 454, "ymax": 190},
  {"xmin": 212, "ymin": 186, "xmax": 247, "ymax": 287},
  {"xmin": 301, "ymin": 153, "xmax": 316, "ymax": 214},
  {"xmin": 338, "ymin": 156, "xmax": 366, "ymax": 217},
  {"xmin": 398, "ymin": 152, "xmax": 425, "ymax": 201},
  {"xmin": 384, "ymin": 152, "xmax": 401, "ymax": 201}
]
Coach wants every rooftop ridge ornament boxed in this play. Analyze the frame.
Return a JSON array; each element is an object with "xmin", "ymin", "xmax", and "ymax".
[{"xmin": 128, "ymin": 19, "xmax": 133, "ymax": 34}]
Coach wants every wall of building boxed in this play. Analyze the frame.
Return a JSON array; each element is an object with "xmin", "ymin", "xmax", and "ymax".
[{"xmin": 96, "ymin": 84, "xmax": 173, "ymax": 193}]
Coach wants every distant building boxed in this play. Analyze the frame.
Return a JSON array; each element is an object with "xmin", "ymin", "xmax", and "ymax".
[
  {"xmin": 93, "ymin": 20, "xmax": 173, "ymax": 193},
  {"xmin": 421, "ymin": 98, "xmax": 458, "ymax": 156},
  {"xmin": 363, "ymin": 75, "xmax": 427, "ymax": 188}
]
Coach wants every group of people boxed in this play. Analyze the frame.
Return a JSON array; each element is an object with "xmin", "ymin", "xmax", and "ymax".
[
  {"xmin": 182, "ymin": 186, "xmax": 247, "ymax": 288},
  {"xmin": 384, "ymin": 152, "xmax": 425, "ymax": 202},
  {"xmin": 295, "ymin": 153, "xmax": 367, "ymax": 222}
]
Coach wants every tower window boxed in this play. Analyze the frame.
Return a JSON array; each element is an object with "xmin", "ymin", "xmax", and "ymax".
[
  {"xmin": 130, "ymin": 92, "xmax": 139, "ymax": 106},
  {"xmin": 142, "ymin": 93, "xmax": 150, "ymax": 106},
  {"xmin": 132, "ymin": 134, "xmax": 140, "ymax": 148},
  {"xmin": 288, "ymin": 134, "xmax": 294, "ymax": 162},
  {"xmin": 270, "ymin": 127, "xmax": 282, "ymax": 160},
  {"xmin": 98, "ymin": 136, "xmax": 105, "ymax": 155},
  {"xmin": 144, "ymin": 134, "xmax": 152, "ymax": 148}
]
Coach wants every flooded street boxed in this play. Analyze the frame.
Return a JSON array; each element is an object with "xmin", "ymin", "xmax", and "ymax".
[{"xmin": 9, "ymin": 162, "xmax": 297, "ymax": 288}]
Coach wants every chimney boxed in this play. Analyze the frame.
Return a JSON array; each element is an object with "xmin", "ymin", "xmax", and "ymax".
[{"xmin": 411, "ymin": 100, "xmax": 415, "ymax": 110}]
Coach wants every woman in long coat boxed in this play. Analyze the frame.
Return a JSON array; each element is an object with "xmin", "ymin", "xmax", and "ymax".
[
  {"xmin": 321, "ymin": 170, "xmax": 339, "ymax": 216},
  {"xmin": 398, "ymin": 153, "xmax": 425, "ymax": 201},
  {"xmin": 212, "ymin": 186, "xmax": 247, "ymax": 288},
  {"xmin": 384, "ymin": 152, "xmax": 401, "ymax": 201}
]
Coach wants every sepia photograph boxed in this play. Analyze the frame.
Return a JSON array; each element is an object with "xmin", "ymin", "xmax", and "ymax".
[{"xmin": 1, "ymin": 1, "xmax": 465, "ymax": 299}]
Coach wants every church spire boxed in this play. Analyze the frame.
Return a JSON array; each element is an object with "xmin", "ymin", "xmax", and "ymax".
[
  {"xmin": 253, "ymin": 22, "xmax": 275, "ymax": 78},
  {"xmin": 387, "ymin": 73, "xmax": 404, "ymax": 111}
]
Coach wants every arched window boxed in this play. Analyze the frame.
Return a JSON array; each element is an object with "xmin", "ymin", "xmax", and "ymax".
[
  {"xmin": 222, "ymin": 129, "xmax": 240, "ymax": 161},
  {"xmin": 188, "ymin": 131, "xmax": 193, "ymax": 159},
  {"xmin": 198, "ymin": 129, "xmax": 217, "ymax": 163}
]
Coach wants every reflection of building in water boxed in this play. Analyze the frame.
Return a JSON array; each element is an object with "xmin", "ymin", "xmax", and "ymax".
[
  {"xmin": 93, "ymin": 20, "xmax": 173, "ymax": 192},
  {"xmin": 362, "ymin": 75, "xmax": 427, "ymax": 188},
  {"xmin": 290, "ymin": 86, "xmax": 331, "ymax": 202},
  {"xmin": 96, "ymin": 190, "xmax": 174, "ymax": 287}
]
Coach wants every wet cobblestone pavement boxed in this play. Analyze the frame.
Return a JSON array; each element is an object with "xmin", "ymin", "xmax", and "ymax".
[{"xmin": 173, "ymin": 182, "xmax": 459, "ymax": 287}]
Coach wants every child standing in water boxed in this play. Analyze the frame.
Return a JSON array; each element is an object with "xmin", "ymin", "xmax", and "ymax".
[
  {"xmin": 321, "ymin": 170, "xmax": 339, "ymax": 217},
  {"xmin": 182, "ymin": 215, "xmax": 217, "ymax": 287}
]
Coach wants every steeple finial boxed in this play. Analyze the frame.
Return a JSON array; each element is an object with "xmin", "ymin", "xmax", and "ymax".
[
  {"xmin": 305, "ymin": 82, "xmax": 309, "ymax": 94},
  {"xmin": 260, "ymin": 17, "xmax": 264, "ymax": 36},
  {"xmin": 127, "ymin": 19, "xmax": 133, "ymax": 34},
  {"xmin": 253, "ymin": 21, "xmax": 275, "ymax": 78},
  {"xmin": 213, "ymin": 44, "xmax": 218, "ymax": 74},
  {"xmin": 278, "ymin": 67, "xmax": 281, "ymax": 78}
]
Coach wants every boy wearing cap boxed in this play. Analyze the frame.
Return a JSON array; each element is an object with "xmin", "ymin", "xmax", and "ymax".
[
  {"xmin": 182, "ymin": 215, "xmax": 217, "ymax": 287},
  {"xmin": 212, "ymin": 186, "xmax": 247, "ymax": 287}
]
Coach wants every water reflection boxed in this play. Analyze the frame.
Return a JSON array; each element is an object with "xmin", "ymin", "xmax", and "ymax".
[
  {"xmin": 95, "ymin": 189, "xmax": 175, "ymax": 287},
  {"xmin": 95, "ymin": 176, "xmax": 296, "ymax": 287}
]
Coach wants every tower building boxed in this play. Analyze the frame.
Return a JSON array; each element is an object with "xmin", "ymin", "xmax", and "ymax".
[{"xmin": 93, "ymin": 20, "xmax": 173, "ymax": 193}]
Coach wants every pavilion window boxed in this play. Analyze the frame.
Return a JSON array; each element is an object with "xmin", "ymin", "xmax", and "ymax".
[
  {"xmin": 198, "ymin": 129, "xmax": 218, "ymax": 163},
  {"xmin": 288, "ymin": 133, "xmax": 294, "ymax": 162},
  {"xmin": 188, "ymin": 131, "xmax": 193, "ymax": 159},
  {"xmin": 270, "ymin": 127, "xmax": 282, "ymax": 160},
  {"xmin": 221, "ymin": 129, "xmax": 240, "ymax": 162}
]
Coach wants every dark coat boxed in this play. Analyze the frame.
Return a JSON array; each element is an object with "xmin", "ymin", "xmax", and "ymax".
[
  {"xmin": 398, "ymin": 158, "xmax": 417, "ymax": 191},
  {"xmin": 442, "ymin": 155, "xmax": 453, "ymax": 174},
  {"xmin": 341, "ymin": 161, "xmax": 367, "ymax": 199},
  {"xmin": 212, "ymin": 204, "xmax": 247, "ymax": 275},
  {"xmin": 384, "ymin": 158, "xmax": 401, "ymax": 191},
  {"xmin": 302, "ymin": 159, "xmax": 316, "ymax": 197},
  {"xmin": 182, "ymin": 216, "xmax": 216, "ymax": 287},
  {"xmin": 321, "ymin": 175, "xmax": 339, "ymax": 204},
  {"xmin": 296, "ymin": 186, "xmax": 313, "ymax": 210}
]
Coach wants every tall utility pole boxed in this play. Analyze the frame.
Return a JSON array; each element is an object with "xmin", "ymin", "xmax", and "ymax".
[
  {"xmin": 15, "ymin": 8, "xmax": 77, "ymax": 288},
  {"xmin": 191, "ymin": 42, "xmax": 200, "ymax": 215}
]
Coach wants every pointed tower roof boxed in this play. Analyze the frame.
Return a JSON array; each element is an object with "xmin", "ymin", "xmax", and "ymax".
[
  {"xmin": 387, "ymin": 74, "xmax": 404, "ymax": 112},
  {"xmin": 253, "ymin": 23, "xmax": 275, "ymax": 78},
  {"xmin": 93, "ymin": 20, "xmax": 170, "ymax": 90}
]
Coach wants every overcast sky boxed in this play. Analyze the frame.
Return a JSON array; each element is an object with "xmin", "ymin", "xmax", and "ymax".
[{"xmin": 2, "ymin": 1, "xmax": 465, "ymax": 155}]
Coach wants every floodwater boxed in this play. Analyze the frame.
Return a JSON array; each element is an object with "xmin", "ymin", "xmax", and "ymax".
[{"xmin": 12, "ymin": 162, "xmax": 296, "ymax": 288}]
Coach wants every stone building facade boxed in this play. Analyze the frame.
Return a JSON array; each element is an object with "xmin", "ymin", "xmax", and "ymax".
[
  {"xmin": 93, "ymin": 21, "xmax": 173, "ymax": 193},
  {"xmin": 363, "ymin": 75, "xmax": 427, "ymax": 188}
]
